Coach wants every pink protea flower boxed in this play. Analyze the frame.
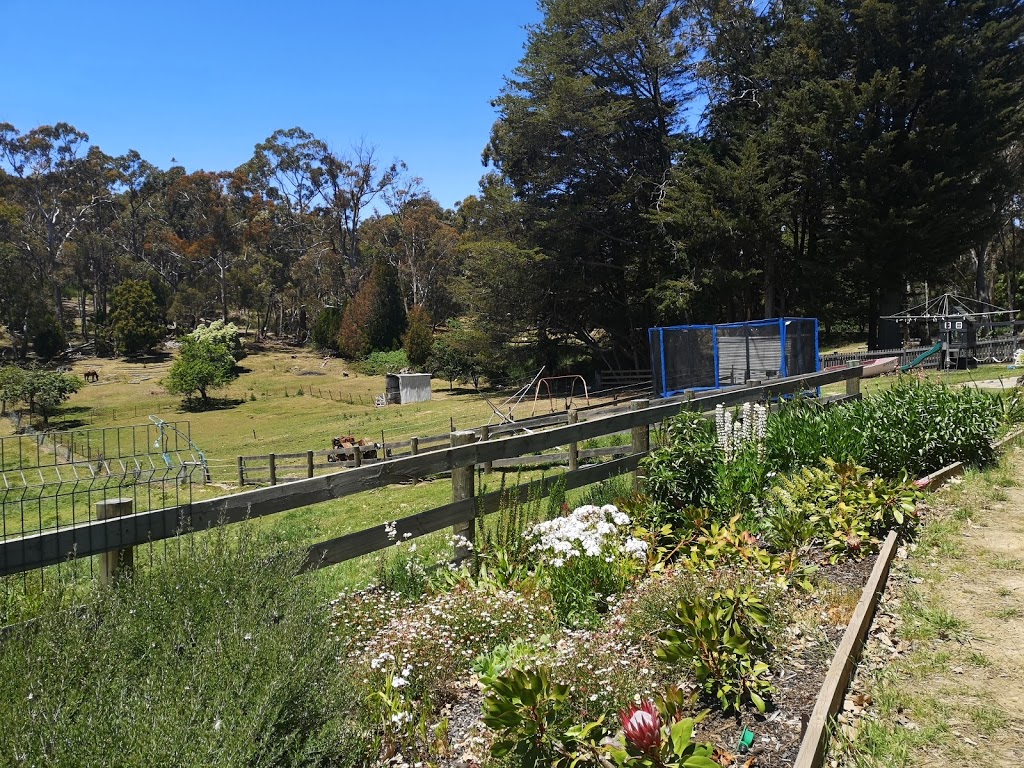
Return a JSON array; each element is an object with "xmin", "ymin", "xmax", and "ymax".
[{"xmin": 620, "ymin": 700, "xmax": 662, "ymax": 756}]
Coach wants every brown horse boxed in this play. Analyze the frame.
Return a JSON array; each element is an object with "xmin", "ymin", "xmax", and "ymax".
[{"xmin": 83, "ymin": 370, "xmax": 99, "ymax": 383}]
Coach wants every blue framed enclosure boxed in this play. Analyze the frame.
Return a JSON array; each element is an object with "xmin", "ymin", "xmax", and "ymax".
[{"xmin": 649, "ymin": 318, "xmax": 820, "ymax": 398}]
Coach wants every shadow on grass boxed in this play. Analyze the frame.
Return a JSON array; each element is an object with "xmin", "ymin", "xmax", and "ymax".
[
  {"xmin": 180, "ymin": 397, "xmax": 246, "ymax": 413},
  {"xmin": 50, "ymin": 419, "xmax": 91, "ymax": 430},
  {"xmin": 123, "ymin": 351, "xmax": 173, "ymax": 364}
]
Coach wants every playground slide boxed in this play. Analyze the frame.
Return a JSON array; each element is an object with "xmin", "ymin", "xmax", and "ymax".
[{"xmin": 900, "ymin": 341, "xmax": 943, "ymax": 372}]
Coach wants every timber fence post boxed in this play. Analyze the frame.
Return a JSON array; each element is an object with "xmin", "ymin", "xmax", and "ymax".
[
  {"xmin": 96, "ymin": 498, "xmax": 133, "ymax": 586},
  {"xmin": 846, "ymin": 361, "xmax": 861, "ymax": 397},
  {"xmin": 567, "ymin": 408, "xmax": 579, "ymax": 471},
  {"xmin": 237, "ymin": 456, "xmax": 244, "ymax": 487},
  {"xmin": 451, "ymin": 430, "xmax": 476, "ymax": 561},
  {"xmin": 631, "ymin": 399, "xmax": 650, "ymax": 492},
  {"xmin": 269, "ymin": 453, "xmax": 277, "ymax": 486},
  {"xmin": 307, "ymin": 450, "xmax": 314, "ymax": 478},
  {"xmin": 481, "ymin": 424, "xmax": 492, "ymax": 474},
  {"xmin": 410, "ymin": 437, "xmax": 420, "ymax": 482}
]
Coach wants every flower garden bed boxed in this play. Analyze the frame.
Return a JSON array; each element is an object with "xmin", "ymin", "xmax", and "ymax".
[{"xmin": 322, "ymin": 379, "xmax": 1016, "ymax": 768}]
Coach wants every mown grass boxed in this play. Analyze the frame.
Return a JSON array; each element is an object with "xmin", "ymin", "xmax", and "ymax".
[
  {"xmin": 58, "ymin": 347, "xmax": 503, "ymax": 473},
  {"xmin": 3, "ymin": 345, "xmax": 610, "ymax": 559}
]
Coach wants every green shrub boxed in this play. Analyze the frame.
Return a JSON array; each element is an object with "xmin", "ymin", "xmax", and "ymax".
[
  {"xmin": 482, "ymin": 666, "xmax": 605, "ymax": 767},
  {"xmin": 109, "ymin": 278, "xmax": 165, "ymax": 354},
  {"xmin": 165, "ymin": 336, "xmax": 238, "ymax": 405},
  {"xmin": 763, "ymin": 397, "xmax": 863, "ymax": 473},
  {"xmin": 656, "ymin": 587, "xmax": 775, "ymax": 713},
  {"xmin": 640, "ymin": 412, "xmax": 719, "ymax": 525},
  {"xmin": 765, "ymin": 380, "xmax": 1002, "ymax": 479},
  {"xmin": 355, "ymin": 349, "xmax": 409, "ymax": 376},
  {"xmin": 0, "ymin": 529, "xmax": 365, "ymax": 768},
  {"xmin": 763, "ymin": 458, "xmax": 921, "ymax": 560},
  {"xmin": 857, "ymin": 379, "xmax": 1001, "ymax": 477},
  {"xmin": 31, "ymin": 314, "xmax": 66, "ymax": 360},
  {"xmin": 310, "ymin": 306, "xmax": 343, "ymax": 352},
  {"xmin": 190, "ymin": 319, "xmax": 246, "ymax": 361}
]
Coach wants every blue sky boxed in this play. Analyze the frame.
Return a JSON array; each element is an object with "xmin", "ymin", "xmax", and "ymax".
[{"xmin": 1, "ymin": 0, "xmax": 542, "ymax": 210}]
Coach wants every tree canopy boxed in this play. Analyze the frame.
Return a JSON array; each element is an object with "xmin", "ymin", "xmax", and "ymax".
[
  {"xmin": 164, "ymin": 335, "xmax": 238, "ymax": 406},
  {"xmin": 2, "ymin": 0, "xmax": 1023, "ymax": 373}
]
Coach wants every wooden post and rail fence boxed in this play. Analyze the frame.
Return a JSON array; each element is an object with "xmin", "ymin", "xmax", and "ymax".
[{"xmin": 0, "ymin": 366, "xmax": 862, "ymax": 580}]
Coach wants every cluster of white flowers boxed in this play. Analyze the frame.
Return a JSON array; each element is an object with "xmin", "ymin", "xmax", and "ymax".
[
  {"xmin": 1016, "ymin": 348, "xmax": 1024, "ymax": 367},
  {"xmin": 715, "ymin": 402, "xmax": 768, "ymax": 462},
  {"xmin": 391, "ymin": 664, "xmax": 414, "ymax": 689},
  {"xmin": 384, "ymin": 521, "xmax": 398, "ymax": 541},
  {"xmin": 525, "ymin": 504, "xmax": 647, "ymax": 567},
  {"xmin": 390, "ymin": 711, "xmax": 413, "ymax": 726},
  {"xmin": 370, "ymin": 651, "xmax": 397, "ymax": 670}
]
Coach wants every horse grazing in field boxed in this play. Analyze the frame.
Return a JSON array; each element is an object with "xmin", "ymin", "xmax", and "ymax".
[{"xmin": 83, "ymin": 370, "xmax": 99, "ymax": 383}]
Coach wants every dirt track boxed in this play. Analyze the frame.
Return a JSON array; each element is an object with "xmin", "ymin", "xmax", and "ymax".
[{"xmin": 836, "ymin": 451, "xmax": 1024, "ymax": 765}]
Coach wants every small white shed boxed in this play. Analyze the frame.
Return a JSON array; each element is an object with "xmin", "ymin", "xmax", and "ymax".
[{"xmin": 385, "ymin": 373, "xmax": 432, "ymax": 405}]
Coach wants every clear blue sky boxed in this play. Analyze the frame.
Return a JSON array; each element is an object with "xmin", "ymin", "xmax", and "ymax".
[{"xmin": 1, "ymin": 0, "xmax": 542, "ymax": 210}]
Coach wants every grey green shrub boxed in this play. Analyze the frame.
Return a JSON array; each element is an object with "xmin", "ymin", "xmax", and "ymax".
[{"xmin": 0, "ymin": 530, "xmax": 365, "ymax": 768}]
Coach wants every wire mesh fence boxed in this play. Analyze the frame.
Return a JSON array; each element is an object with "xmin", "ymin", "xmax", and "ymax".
[{"xmin": 0, "ymin": 420, "xmax": 205, "ymax": 608}]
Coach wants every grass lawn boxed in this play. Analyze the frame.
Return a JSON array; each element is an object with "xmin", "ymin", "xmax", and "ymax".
[
  {"xmin": 2, "ymin": 344, "xmax": 627, "ymax": 591},
  {"xmin": 821, "ymin": 362, "xmax": 1020, "ymax": 397}
]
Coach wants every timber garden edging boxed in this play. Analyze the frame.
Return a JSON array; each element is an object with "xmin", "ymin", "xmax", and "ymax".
[{"xmin": 791, "ymin": 425, "xmax": 1024, "ymax": 768}]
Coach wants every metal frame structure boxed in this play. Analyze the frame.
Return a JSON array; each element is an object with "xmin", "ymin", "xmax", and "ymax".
[
  {"xmin": 882, "ymin": 293, "xmax": 1018, "ymax": 369},
  {"xmin": 649, "ymin": 317, "xmax": 820, "ymax": 397},
  {"xmin": 530, "ymin": 375, "xmax": 590, "ymax": 415}
]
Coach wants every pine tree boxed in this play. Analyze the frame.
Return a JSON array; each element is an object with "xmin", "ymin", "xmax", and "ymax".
[{"xmin": 366, "ymin": 260, "xmax": 406, "ymax": 352}]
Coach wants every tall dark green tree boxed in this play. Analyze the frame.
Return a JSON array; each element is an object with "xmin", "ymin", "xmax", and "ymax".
[
  {"xmin": 680, "ymin": 0, "xmax": 1024, "ymax": 344},
  {"xmin": 485, "ymin": 0, "xmax": 695, "ymax": 365},
  {"xmin": 365, "ymin": 259, "xmax": 406, "ymax": 352},
  {"xmin": 833, "ymin": 0, "xmax": 1024, "ymax": 345},
  {"xmin": 109, "ymin": 279, "xmax": 165, "ymax": 355}
]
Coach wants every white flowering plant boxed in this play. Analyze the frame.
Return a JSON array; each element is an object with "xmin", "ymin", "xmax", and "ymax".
[
  {"xmin": 367, "ymin": 658, "xmax": 448, "ymax": 762},
  {"xmin": 526, "ymin": 504, "xmax": 649, "ymax": 627},
  {"xmin": 711, "ymin": 403, "xmax": 771, "ymax": 521}
]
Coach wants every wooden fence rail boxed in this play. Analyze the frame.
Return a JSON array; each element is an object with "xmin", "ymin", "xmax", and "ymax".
[{"xmin": 0, "ymin": 366, "xmax": 861, "ymax": 577}]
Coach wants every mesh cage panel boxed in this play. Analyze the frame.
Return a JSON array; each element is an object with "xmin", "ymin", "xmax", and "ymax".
[
  {"xmin": 649, "ymin": 318, "xmax": 819, "ymax": 396},
  {"xmin": 785, "ymin": 318, "xmax": 818, "ymax": 376},
  {"xmin": 649, "ymin": 327, "xmax": 715, "ymax": 396},
  {"xmin": 717, "ymin": 322, "xmax": 783, "ymax": 384}
]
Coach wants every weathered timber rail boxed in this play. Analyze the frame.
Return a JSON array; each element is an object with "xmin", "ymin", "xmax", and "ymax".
[{"xmin": 0, "ymin": 366, "xmax": 861, "ymax": 578}]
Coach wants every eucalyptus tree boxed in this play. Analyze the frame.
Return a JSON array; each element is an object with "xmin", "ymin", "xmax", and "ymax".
[
  {"xmin": 363, "ymin": 185, "xmax": 462, "ymax": 322},
  {"xmin": 0, "ymin": 123, "xmax": 112, "ymax": 326}
]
